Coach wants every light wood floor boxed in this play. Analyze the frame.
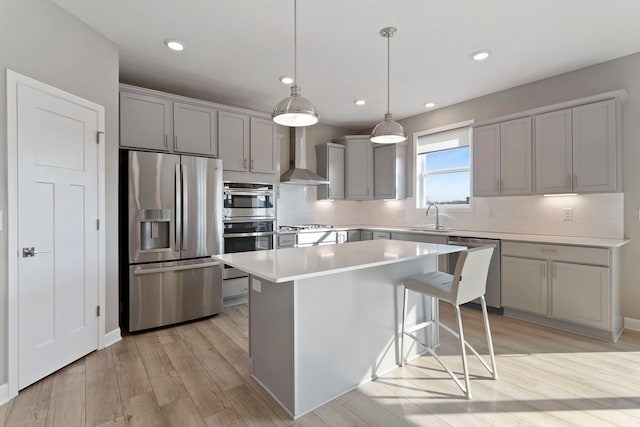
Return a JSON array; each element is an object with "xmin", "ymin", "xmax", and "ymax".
[{"xmin": 2, "ymin": 302, "xmax": 640, "ymax": 426}]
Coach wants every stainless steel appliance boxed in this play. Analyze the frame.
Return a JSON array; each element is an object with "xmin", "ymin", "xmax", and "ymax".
[
  {"xmin": 447, "ymin": 236, "xmax": 501, "ymax": 309},
  {"xmin": 126, "ymin": 151, "xmax": 223, "ymax": 331},
  {"xmin": 278, "ymin": 224, "xmax": 347, "ymax": 248},
  {"xmin": 222, "ymin": 182, "xmax": 276, "ymax": 279}
]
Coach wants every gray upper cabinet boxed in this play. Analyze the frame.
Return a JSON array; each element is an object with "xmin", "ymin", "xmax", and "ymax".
[
  {"xmin": 219, "ymin": 113, "xmax": 276, "ymax": 174},
  {"xmin": 120, "ymin": 91, "xmax": 172, "ymax": 151},
  {"xmin": 218, "ymin": 111, "xmax": 250, "ymax": 172},
  {"xmin": 316, "ymin": 143, "xmax": 345, "ymax": 200},
  {"xmin": 473, "ymin": 118, "xmax": 531, "ymax": 196},
  {"xmin": 535, "ymin": 109, "xmax": 573, "ymax": 194},
  {"xmin": 249, "ymin": 118, "xmax": 276, "ymax": 174},
  {"xmin": 340, "ymin": 136, "xmax": 373, "ymax": 200},
  {"xmin": 472, "ymin": 124, "xmax": 501, "ymax": 196},
  {"xmin": 535, "ymin": 100, "xmax": 617, "ymax": 194},
  {"xmin": 374, "ymin": 143, "xmax": 407, "ymax": 200},
  {"xmin": 572, "ymin": 100, "xmax": 617, "ymax": 193},
  {"xmin": 173, "ymin": 102, "xmax": 218, "ymax": 156}
]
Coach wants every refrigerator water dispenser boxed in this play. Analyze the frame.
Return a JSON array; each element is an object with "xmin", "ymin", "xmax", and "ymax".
[{"xmin": 139, "ymin": 209, "xmax": 171, "ymax": 251}]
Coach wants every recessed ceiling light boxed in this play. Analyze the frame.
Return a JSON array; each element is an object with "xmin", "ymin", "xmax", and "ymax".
[
  {"xmin": 164, "ymin": 39, "xmax": 184, "ymax": 51},
  {"xmin": 472, "ymin": 50, "xmax": 490, "ymax": 61},
  {"xmin": 424, "ymin": 102, "xmax": 436, "ymax": 108},
  {"xmin": 354, "ymin": 99, "xmax": 366, "ymax": 106},
  {"xmin": 279, "ymin": 76, "xmax": 294, "ymax": 85}
]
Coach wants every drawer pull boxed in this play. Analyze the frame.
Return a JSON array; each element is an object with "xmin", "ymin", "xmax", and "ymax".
[{"xmin": 540, "ymin": 248, "xmax": 557, "ymax": 253}]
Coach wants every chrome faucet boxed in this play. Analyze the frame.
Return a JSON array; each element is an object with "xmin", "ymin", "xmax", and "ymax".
[{"xmin": 426, "ymin": 202, "xmax": 444, "ymax": 230}]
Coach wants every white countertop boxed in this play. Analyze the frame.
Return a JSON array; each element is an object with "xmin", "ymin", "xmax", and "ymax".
[
  {"xmin": 213, "ymin": 240, "xmax": 465, "ymax": 283},
  {"xmin": 323, "ymin": 225, "xmax": 629, "ymax": 248}
]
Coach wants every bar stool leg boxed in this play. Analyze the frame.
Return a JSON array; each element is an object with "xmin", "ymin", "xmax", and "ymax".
[
  {"xmin": 454, "ymin": 304, "xmax": 471, "ymax": 399},
  {"xmin": 480, "ymin": 295, "xmax": 498, "ymax": 379},
  {"xmin": 399, "ymin": 287, "xmax": 409, "ymax": 366}
]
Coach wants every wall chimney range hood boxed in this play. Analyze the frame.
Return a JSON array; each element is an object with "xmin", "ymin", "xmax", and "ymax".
[{"xmin": 280, "ymin": 127, "xmax": 330, "ymax": 185}]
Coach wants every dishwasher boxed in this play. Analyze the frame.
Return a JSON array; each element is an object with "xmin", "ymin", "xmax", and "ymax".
[{"xmin": 447, "ymin": 236, "xmax": 501, "ymax": 309}]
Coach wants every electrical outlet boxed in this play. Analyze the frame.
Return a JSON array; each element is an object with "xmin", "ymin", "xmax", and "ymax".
[
  {"xmin": 252, "ymin": 278, "xmax": 261, "ymax": 293},
  {"xmin": 563, "ymin": 208, "xmax": 573, "ymax": 221}
]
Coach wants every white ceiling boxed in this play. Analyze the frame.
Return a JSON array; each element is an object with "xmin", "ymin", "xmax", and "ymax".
[{"xmin": 53, "ymin": 0, "xmax": 640, "ymax": 130}]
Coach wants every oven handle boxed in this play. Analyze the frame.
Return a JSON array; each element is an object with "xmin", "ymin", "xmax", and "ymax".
[
  {"xmin": 223, "ymin": 190, "xmax": 274, "ymax": 196},
  {"xmin": 223, "ymin": 217, "xmax": 276, "ymax": 222},
  {"xmin": 133, "ymin": 261, "xmax": 220, "ymax": 275},
  {"xmin": 224, "ymin": 231, "xmax": 276, "ymax": 238}
]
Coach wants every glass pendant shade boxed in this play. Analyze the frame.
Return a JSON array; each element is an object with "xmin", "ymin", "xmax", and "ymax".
[
  {"xmin": 273, "ymin": 85, "xmax": 319, "ymax": 127},
  {"xmin": 371, "ymin": 113, "xmax": 407, "ymax": 143}
]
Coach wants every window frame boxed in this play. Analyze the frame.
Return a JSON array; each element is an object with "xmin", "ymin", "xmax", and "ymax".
[{"xmin": 414, "ymin": 120, "xmax": 475, "ymax": 211}]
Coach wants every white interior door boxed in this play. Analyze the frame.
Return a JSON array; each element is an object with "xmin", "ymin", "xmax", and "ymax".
[{"xmin": 16, "ymin": 81, "xmax": 100, "ymax": 389}]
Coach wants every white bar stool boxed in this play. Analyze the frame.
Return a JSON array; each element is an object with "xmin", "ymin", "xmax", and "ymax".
[{"xmin": 399, "ymin": 246, "xmax": 498, "ymax": 399}]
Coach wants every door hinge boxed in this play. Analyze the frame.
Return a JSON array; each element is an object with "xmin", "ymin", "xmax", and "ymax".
[
  {"xmin": 96, "ymin": 219, "xmax": 100, "ymax": 230},
  {"xmin": 97, "ymin": 131, "xmax": 104, "ymax": 144},
  {"xmin": 96, "ymin": 305, "xmax": 101, "ymax": 317}
]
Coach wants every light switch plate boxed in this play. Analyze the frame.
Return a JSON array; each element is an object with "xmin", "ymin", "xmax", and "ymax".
[{"xmin": 252, "ymin": 278, "xmax": 261, "ymax": 293}]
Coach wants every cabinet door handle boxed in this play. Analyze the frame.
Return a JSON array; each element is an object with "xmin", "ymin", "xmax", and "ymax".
[
  {"xmin": 500, "ymin": 179, "xmax": 504, "ymax": 193},
  {"xmin": 251, "ymin": 159, "xmax": 255, "ymax": 170},
  {"xmin": 573, "ymin": 174, "xmax": 578, "ymax": 189},
  {"xmin": 174, "ymin": 135, "xmax": 178, "ymax": 149},
  {"xmin": 566, "ymin": 175, "xmax": 571, "ymax": 189},
  {"xmin": 243, "ymin": 159, "xmax": 247, "ymax": 169},
  {"xmin": 165, "ymin": 135, "xmax": 168, "ymax": 148}
]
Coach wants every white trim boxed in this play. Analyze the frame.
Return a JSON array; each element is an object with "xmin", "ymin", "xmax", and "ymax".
[
  {"xmin": 5, "ymin": 69, "xmax": 107, "ymax": 396},
  {"xmin": 0, "ymin": 383, "xmax": 9, "ymax": 406},
  {"xmin": 624, "ymin": 317, "xmax": 640, "ymax": 332},
  {"xmin": 103, "ymin": 328, "xmax": 122, "ymax": 347},
  {"xmin": 414, "ymin": 119, "xmax": 476, "ymax": 138}
]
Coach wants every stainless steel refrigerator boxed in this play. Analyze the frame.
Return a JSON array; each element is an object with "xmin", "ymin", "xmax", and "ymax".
[{"xmin": 126, "ymin": 150, "xmax": 223, "ymax": 331}]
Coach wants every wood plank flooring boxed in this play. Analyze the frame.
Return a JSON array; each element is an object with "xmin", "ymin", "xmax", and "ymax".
[{"xmin": 2, "ymin": 302, "xmax": 640, "ymax": 426}]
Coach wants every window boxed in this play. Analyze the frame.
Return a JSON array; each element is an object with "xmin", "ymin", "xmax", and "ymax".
[{"xmin": 416, "ymin": 125, "xmax": 471, "ymax": 209}]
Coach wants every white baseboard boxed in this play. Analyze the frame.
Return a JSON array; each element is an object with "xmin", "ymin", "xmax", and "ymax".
[
  {"xmin": 104, "ymin": 328, "xmax": 122, "ymax": 347},
  {"xmin": 624, "ymin": 317, "xmax": 640, "ymax": 332},
  {"xmin": 0, "ymin": 383, "xmax": 10, "ymax": 406}
]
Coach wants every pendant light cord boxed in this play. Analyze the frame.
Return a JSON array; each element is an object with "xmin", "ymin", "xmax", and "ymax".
[
  {"xmin": 293, "ymin": 0, "xmax": 297, "ymax": 86},
  {"xmin": 387, "ymin": 30, "xmax": 390, "ymax": 115}
]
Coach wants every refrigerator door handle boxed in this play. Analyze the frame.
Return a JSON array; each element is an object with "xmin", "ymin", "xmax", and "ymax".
[
  {"xmin": 175, "ymin": 163, "xmax": 182, "ymax": 252},
  {"xmin": 132, "ymin": 261, "xmax": 221, "ymax": 275},
  {"xmin": 182, "ymin": 164, "xmax": 188, "ymax": 250}
]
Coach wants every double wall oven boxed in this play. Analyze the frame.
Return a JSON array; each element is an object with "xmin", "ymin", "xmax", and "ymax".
[{"xmin": 223, "ymin": 182, "xmax": 276, "ymax": 279}]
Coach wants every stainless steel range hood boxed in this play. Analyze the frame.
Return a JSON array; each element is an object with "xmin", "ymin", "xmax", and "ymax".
[{"xmin": 280, "ymin": 127, "xmax": 330, "ymax": 185}]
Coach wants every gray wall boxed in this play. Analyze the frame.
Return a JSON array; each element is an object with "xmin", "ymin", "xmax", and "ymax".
[
  {"xmin": 397, "ymin": 52, "xmax": 640, "ymax": 320},
  {"xmin": 0, "ymin": 0, "xmax": 120, "ymax": 385}
]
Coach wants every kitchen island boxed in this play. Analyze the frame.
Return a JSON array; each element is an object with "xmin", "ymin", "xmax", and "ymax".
[{"xmin": 213, "ymin": 240, "xmax": 465, "ymax": 418}]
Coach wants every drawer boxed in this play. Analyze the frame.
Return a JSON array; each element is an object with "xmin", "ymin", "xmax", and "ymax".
[
  {"xmin": 278, "ymin": 233, "xmax": 296, "ymax": 248},
  {"xmin": 372, "ymin": 231, "xmax": 391, "ymax": 240},
  {"xmin": 223, "ymin": 277, "xmax": 249, "ymax": 298},
  {"xmin": 502, "ymin": 241, "xmax": 609, "ymax": 266}
]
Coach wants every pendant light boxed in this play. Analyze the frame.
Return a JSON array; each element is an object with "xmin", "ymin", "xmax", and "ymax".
[
  {"xmin": 272, "ymin": 0, "xmax": 319, "ymax": 127},
  {"xmin": 370, "ymin": 27, "xmax": 407, "ymax": 144}
]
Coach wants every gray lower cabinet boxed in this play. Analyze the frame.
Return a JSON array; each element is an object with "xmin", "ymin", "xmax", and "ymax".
[
  {"xmin": 501, "ymin": 241, "xmax": 621, "ymax": 341},
  {"xmin": 360, "ymin": 230, "xmax": 373, "ymax": 240},
  {"xmin": 347, "ymin": 230, "xmax": 361, "ymax": 242},
  {"xmin": 372, "ymin": 231, "xmax": 390, "ymax": 240}
]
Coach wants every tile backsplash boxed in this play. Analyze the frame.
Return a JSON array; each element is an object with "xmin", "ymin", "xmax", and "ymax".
[{"xmin": 278, "ymin": 186, "xmax": 623, "ymax": 239}]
